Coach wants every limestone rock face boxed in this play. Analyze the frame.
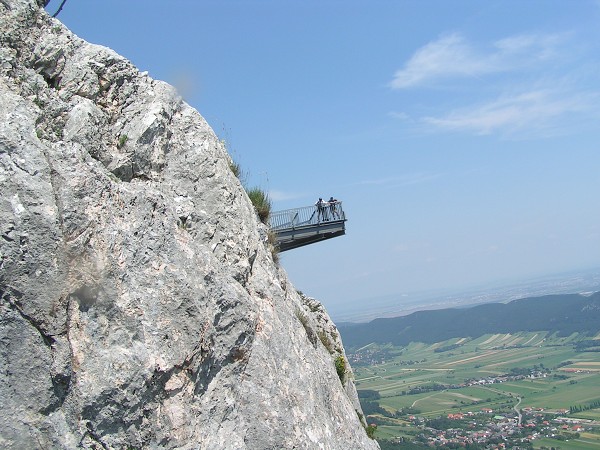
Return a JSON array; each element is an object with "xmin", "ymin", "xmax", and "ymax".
[{"xmin": 0, "ymin": 1, "xmax": 378, "ymax": 449}]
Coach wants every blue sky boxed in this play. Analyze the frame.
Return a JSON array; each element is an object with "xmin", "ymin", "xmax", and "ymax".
[{"xmin": 46, "ymin": 0, "xmax": 600, "ymax": 320}]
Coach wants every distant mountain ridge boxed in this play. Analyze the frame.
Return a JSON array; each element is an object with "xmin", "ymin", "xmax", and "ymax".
[{"xmin": 338, "ymin": 292, "xmax": 600, "ymax": 349}]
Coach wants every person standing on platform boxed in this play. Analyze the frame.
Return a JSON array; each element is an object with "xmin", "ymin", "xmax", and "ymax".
[
  {"xmin": 328, "ymin": 196, "xmax": 339, "ymax": 219},
  {"xmin": 315, "ymin": 197, "xmax": 325, "ymax": 221}
]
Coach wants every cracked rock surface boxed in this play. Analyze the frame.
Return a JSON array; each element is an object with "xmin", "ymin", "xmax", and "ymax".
[{"xmin": 0, "ymin": 1, "xmax": 377, "ymax": 449}]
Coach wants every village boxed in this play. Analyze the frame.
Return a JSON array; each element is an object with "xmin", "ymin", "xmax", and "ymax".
[{"xmin": 389, "ymin": 407, "xmax": 596, "ymax": 448}]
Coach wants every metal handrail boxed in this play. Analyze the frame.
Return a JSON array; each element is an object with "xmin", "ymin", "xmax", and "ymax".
[{"xmin": 269, "ymin": 201, "xmax": 345, "ymax": 231}]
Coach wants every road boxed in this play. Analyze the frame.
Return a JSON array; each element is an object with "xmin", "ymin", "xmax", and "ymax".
[{"xmin": 513, "ymin": 396, "xmax": 522, "ymax": 426}]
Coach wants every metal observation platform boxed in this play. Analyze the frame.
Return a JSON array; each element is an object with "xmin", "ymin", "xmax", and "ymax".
[{"xmin": 269, "ymin": 201, "xmax": 347, "ymax": 252}]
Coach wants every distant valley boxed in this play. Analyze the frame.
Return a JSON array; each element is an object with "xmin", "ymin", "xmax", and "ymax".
[{"xmin": 344, "ymin": 291, "xmax": 600, "ymax": 448}]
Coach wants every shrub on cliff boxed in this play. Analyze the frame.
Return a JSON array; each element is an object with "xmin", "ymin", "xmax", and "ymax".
[
  {"xmin": 246, "ymin": 187, "xmax": 271, "ymax": 224},
  {"xmin": 335, "ymin": 355, "xmax": 346, "ymax": 383}
]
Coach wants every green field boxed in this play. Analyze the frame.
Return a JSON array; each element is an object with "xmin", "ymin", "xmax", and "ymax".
[
  {"xmin": 533, "ymin": 435, "xmax": 600, "ymax": 450},
  {"xmin": 572, "ymin": 410, "xmax": 600, "ymax": 421},
  {"xmin": 351, "ymin": 331, "xmax": 600, "ymax": 444}
]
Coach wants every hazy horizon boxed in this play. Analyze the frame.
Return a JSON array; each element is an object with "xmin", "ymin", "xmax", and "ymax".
[{"xmin": 328, "ymin": 266, "xmax": 600, "ymax": 323}]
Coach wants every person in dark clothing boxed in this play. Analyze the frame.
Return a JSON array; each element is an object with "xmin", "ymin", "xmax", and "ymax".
[
  {"xmin": 328, "ymin": 196, "xmax": 339, "ymax": 219},
  {"xmin": 315, "ymin": 197, "xmax": 325, "ymax": 221}
]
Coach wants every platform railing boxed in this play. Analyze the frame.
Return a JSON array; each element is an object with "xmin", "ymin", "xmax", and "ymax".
[{"xmin": 269, "ymin": 201, "xmax": 345, "ymax": 231}]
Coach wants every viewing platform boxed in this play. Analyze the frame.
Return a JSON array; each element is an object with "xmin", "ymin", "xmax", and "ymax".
[{"xmin": 269, "ymin": 201, "xmax": 347, "ymax": 252}]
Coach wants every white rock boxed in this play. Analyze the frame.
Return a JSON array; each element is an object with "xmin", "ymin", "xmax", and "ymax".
[{"xmin": 0, "ymin": 1, "xmax": 378, "ymax": 449}]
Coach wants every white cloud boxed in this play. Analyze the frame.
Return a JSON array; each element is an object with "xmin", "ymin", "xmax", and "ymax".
[
  {"xmin": 493, "ymin": 33, "xmax": 565, "ymax": 61},
  {"xmin": 359, "ymin": 172, "xmax": 441, "ymax": 187},
  {"xmin": 388, "ymin": 111, "xmax": 410, "ymax": 120},
  {"xmin": 390, "ymin": 34, "xmax": 486, "ymax": 88},
  {"xmin": 268, "ymin": 189, "xmax": 305, "ymax": 202},
  {"xmin": 389, "ymin": 32, "xmax": 567, "ymax": 89},
  {"xmin": 422, "ymin": 88, "xmax": 594, "ymax": 136},
  {"xmin": 388, "ymin": 31, "xmax": 600, "ymax": 137}
]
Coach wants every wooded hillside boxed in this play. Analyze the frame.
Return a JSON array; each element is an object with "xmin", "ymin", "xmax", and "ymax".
[{"xmin": 339, "ymin": 292, "xmax": 600, "ymax": 349}]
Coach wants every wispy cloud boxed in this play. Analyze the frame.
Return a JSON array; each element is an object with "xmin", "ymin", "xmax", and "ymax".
[
  {"xmin": 268, "ymin": 189, "xmax": 305, "ymax": 202},
  {"xmin": 389, "ymin": 32, "xmax": 567, "ymax": 89},
  {"xmin": 390, "ymin": 34, "xmax": 491, "ymax": 89},
  {"xmin": 359, "ymin": 172, "xmax": 441, "ymax": 188},
  {"xmin": 388, "ymin": 111, "xmax": 410, "ymax": 121},
  {"xmin": 422, "ymin": 88, "xmax": 595, "ymax": 136},
  {"xmin": 388, "ymin": 31, "xmax": 600, "ymax": 137}
]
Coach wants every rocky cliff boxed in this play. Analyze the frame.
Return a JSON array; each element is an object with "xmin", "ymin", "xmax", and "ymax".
[{"xmin": 0, "ymin": 1, "xmax": 378, "ymax": 448}]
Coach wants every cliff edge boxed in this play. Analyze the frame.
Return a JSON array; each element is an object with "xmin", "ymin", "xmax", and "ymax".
[{"xmin": 0, "ymin": 1, "xmax": 378, "ymax": 448}]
